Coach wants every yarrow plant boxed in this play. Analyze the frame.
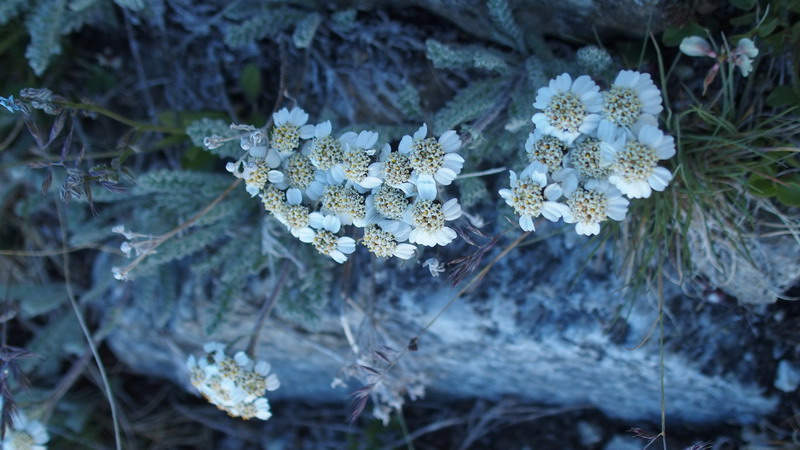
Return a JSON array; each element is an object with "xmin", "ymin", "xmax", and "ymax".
[
  {"xmin": 216, "ymin": 107, "xmax": 465, "ymax": 262},
  {"xmin": 500, "ymin": 70, "xmax": 677, "ymax": 236},
  {"xmin": 186, "ymin": 343, "xmax": 280, "ymax": 421}
]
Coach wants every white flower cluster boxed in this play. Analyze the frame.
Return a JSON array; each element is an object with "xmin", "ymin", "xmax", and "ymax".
[
  {"xmin": 500, "ymin": 71, "xmax": 676, "ymax": 236},
  {"xmin": 186, "ymin": 342, "xmax": 280, "ymax": 421},
  {"xmin": 0, "ymin": 402, "xmax": 49, "ymax": 450},
  {"xmin": 221, "ymin": 107, "xmax": 465, "ymax": 263}
]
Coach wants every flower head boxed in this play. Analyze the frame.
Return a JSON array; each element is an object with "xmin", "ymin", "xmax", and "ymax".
[
  {"xmin": 562, "ymin": 180, "xmax": 629, "ymax": 236},
  {"xmin": 498, "ymin": 164, "xmax": 565, "ymax": 231},
  {"xmin": 601, "ymin": 70, "xmax": 663, "ymax": 133},
  {"xmin": 308, "ymin": 121, "xmax": 344, "ymax": 170},
  {"xmin": 603, "ymin": 124, "xmax": 675, "ymax": 198},
  {"xmin": 295, "ymin": 214, "xmax": 356, "ymax": 263},
  {"xmin": 532, "ymin": 73, "xmax": 603, "ymax": 144},
  {"xmin": 731, "ymin": 38, "xmax": 758, "ymax": 77},
  {"xmin": 186, "ymin": 343, "xmax": 280, "ymax": 421},
  {"xmin": 525, "ymin": 129, "xmax": 568, "ymax": 173},
  {"xmin": 399, "ymin": 124, "xmax": 464, "ymax": 201},
  {"xmin": 337, "ymin": 130, "xmax": 383, "ymax": 189},
  {"xmin": 404, "ymin": 198, "xmax": 461, "ymax": 247},
  {"xmin": 0, "ymin": 406, "xmax": 49, "ymax": 450},
  {"xmin": 362, "ymin": 221, "xmax": 416, "ymax": 259}
]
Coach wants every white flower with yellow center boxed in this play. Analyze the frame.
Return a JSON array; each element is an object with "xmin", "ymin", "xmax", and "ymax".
[
  {"xmin": 601, "ymin": 124, "xmax": 675, "ymax": 199},
  {"xmin": 498, "ymin": 164, "xmax": 565, "ymax": 232},
  {"xmin": 320, "ymin": 184, "xmax": 368, "ymax": 227},
  {"xmin": 562, "ymin": 180, "xmax": 629, "ymax": 236},
  {"xmin": 186, "ymin": 343, "xmax": 280, "ymax": 421},
  {"xmin": 334, "ymin": 130, "xmax": 383, "ymax": 189},
  {"xmin": 274, "ymin": 154, "xmax": 326, "ymax": 202},
  {"xmin": 525, "ymin": 129, "xmax": 568, "ymax": 173},
  {"xmin": 266, "ymin": 107, "xmax": 315, "ymax": 166},
  {"xmin": 377, "ymin": 144, "xmax": 414, "ymax": 194},
  {"xmin": 295, "ymin": 214, "xmax": 356, "ymax": 263},
  {"xmin": 362, "ymin": 221, "xmax": 416, "ymax": 259},
  {"xmin": 404, "ymin": 198, "xmax": 461, "ymax": 247},
  {"xmin": 532, "ymin": 73, "xmax": 603, "ymax": 144},
  {"xmin": 308, "ymin": 121, "xmax": 344, "ymax": 171},
  {"xmin": 0, "ymin": 407, "xmax": 49, "ymax": 450},
  {"xmin": 225, "ymin": 160, "xmax": 284, "ymax": 197},
  {"xmin": 600, "ymin": 70, "xmax": 663, "ymax": 135},
  {"xmin": 567, "ymin": 136, "xmax": 613, "ymax": 181},
  {"xmin": 366, "ymin": 185, "xmax": 410, "ymax": 221},
  {"xmin": 398, "ymin": 124, "xmax": 464, "ymax": 201}
]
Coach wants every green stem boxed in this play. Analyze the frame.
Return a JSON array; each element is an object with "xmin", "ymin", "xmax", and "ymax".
[{"xmin": 54, "ymin": 100, "xmax": 184, "ymax": 135}]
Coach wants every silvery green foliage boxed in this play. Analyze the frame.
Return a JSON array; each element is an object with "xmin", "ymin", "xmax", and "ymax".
[
  {"xmin": 0, "ymin": 0, "xmax": 26, "ymax": 25},
  {"xmin": 487, "ymin": 0, "xmax": 526, "ymax": 52},
  {"xmin": 432, "ymin": 78, "xmax": 507, "ymax": 135},
  {"xmin": 223, "ymin": 5, "xmax": 304, "ymax": 48},
  {"xmin": 292, "ymin": 12, "xmax": 322, "ymax": 49},
  {"xmin": 425, "ymin": 39, "xmax": 511, "ymax": 73},
  {"xmin": 18, "ymin": 0, "xmax": 148, "ymax": 75},
  {"xmin": 186, "ymin": 119, "xmax": 242, "ymax": 159}
]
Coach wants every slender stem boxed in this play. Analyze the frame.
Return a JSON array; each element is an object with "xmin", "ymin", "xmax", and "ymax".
[
  {"xmin": 456, "ymin": 166, "xmax": 507, "ymax": 179},
  {"xmin": 116, "ymin": 179, "xmax": 241, "ymax": 279},
  {"xmin": 246, "ymin": 261, "xmax": 292, "ymax": 357},
  {"xmin": 55, "ymin": 196, "xmax": 122, "ymax": 450},
  {"xmin": 54, "ymin": 100, "xmax": 184, "ymax": 135}
]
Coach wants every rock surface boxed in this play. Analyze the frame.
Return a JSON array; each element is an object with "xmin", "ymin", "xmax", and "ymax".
[{"xmin": 103, "ymin": 220, "xmax": 778, "ymax": 427}]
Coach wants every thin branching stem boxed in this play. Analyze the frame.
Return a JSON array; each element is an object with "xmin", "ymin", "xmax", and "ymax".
[
  {"xmin": 246, "ymin": 260, "xmax": 292, "ymax": 358},
  {"xmin": 53, "ymin": 100, "xmax": 184, "ymax": 135},
  {"xmin": 54, "ymin": 196, "xmax": 122, "ymax": 450}
]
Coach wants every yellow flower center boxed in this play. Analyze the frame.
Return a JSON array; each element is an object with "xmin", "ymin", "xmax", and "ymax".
[
  {"xmin": 362, "ymin": 225, "xmax": 397, "ymax": 257},
  {"xmin": 373, "ymin": 185, "xmax": 409, "ymax": 220},
  {"xmin": 411, "ymin": 200, "xmax": 445, "ymax": 232},
  {"xmin": 571, "ymin": 138, "xmax": 611, "ymax": 179},
  {"xmin": 272, "ymin": 123, "xmax": 300, "ymax": 153},
  {"xmin": 567, "ymin": 188, "xmax": 608, "ymax": 224},
  {"xmin": 410, "ymin": 137, "xmax": 444, "ymax": 175},
  {"xmin": 310, "ymin": 135, "xmax": 343, "ymax": 169},
  {"xmin": 527, "ymin": 135, "xmax": 567, "ymax": 169},
  {"xmin": 544, "ymin": 92, "xmax": 586, "ymax": 134},
  {"xmin": 603, "ymin": 86, "xmax": 642, "ymax": 128},
  {"xmin": 510, "ymin": 180, "xmax": 545, "ymax": 217},
  {"xmin": 613, "ymin": 140, "xmax": 658, "ymax": 181},
  {"xmin": 383, "ymin": 152, "xmax": 412, "ymax": 186}
]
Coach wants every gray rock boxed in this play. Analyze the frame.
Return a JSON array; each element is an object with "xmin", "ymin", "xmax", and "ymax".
[{"xmin": 103, "ymin": 222, "xmax": 778, "ymax": 427}]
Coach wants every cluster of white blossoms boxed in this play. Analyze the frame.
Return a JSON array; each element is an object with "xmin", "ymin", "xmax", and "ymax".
[
  {"xmin": 0, "ymin": 402, "xmax": 49, "ymax": 450},
  {"xmin": 215, "ymin": 107, "xmax": 464, "ymax": 263},
  {"xmin": 186, "ymin": 342, "xmax": 280, "ymax": 421},
  {"xmin": 500, "ymin": 71, "xmax": 676, "ymax": 236}
]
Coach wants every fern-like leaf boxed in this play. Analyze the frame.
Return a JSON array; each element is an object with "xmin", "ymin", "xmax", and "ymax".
[
  {"xmin": 426, "ymin": 39, "xmax": 510, "ymax": 73},
  {"xmin": 292, "ymin": 12, "xmax": 322, "ymax": 49},
  {"xmin": 0, "ymin": 0, "xmax": 26, "ymax": 25},
  {"xmin": 224, "ymin": 6, "xmax": 304, "ymax": 48},
  {"xmin": 25, "ymin": 0, "xmax": 68, "ymax": 76},
  {"xmin": 432, "ymin": 78, "xmax": 507, "ymax": 135},
  {"xmin": 487, "ymin": 0, "xmax": 526, "ymax": 52},
  {"xmin": 186, "ymin": 118, "xmax": 242, "ymax": 159}
]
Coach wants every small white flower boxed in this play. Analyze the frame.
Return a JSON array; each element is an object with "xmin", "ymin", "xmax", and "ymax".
[
  {"xmin": 362, "ymin": 221, "xmax": 417, "ymax": 259},
  {"xmin": 404, "ymin": 198, "xmax": 462, "ymax": 247},
  {"xmin": 399, "ymin": 124, "xmax": 464, "ymax": 201},
  {"xmin": 266, "ymin": 107, "xmax": 315, "ymax": 164},
  {"xmin": 525, "ymin": 129, "xmax": 569, "ymax": 173},
  {"xmin": 679, "ymin": 36, "xmax": 716, "ymax": 58},
  {"xmin": 186, "ymin": 344, "xmax": 280, "ymax": 421},
  {"xmin": 337, "ymin": 130, "xmax": 383, "ymax": 189},
  {"xmin": 308, "ymin": 121, "xmax": 344, "ymax": 170},
  {"xmin": 296, "ymin": 214, "xmax": 356, "ymax": 263},
  {"xmin": 273, "ymin": 154, "xmax": 326, "ymax": 201},
  {"xmin": 532, "ymin": 73, "xmax": 603, "ymax": 144},
  {"xmin": 0, "ymin": 405, "xmax": 49, "ymax": 450},
  {"xmin": 600, "ymin": 70, "xmax": 663, "ymax": 133},
  {"xmin": 562, "ymin": 180, "xmax": 629, "ymax": 236},
  {"xmin": 377, "ymin": 144, "xmax": 415, "ymax": 194},
  {"xmin": 320, "ymin": 184, "xmax": 368, "ymax": 227},
  {"xmin": 365, "ymin": 184, "xmax": 410, "ymax": 221},
  {"xmin": 498, "ymin": 164, "xmax": 566, "ymax": 232},
  {"xmin": 603, "ymin": 123, "xmax": 675, "ymax": 199}
]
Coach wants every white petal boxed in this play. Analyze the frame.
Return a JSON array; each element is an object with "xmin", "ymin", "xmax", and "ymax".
[
  {"xmin": 519, "ymin": 215, "xmax": 535, "ymax": 231},
  {"xmin": 249, "ymin": 146, "xmax": 267, "ymax": 158},
  {"xmin": 414, "ymin": 123, "xmax": 428, "ymax": 140},
  {"xmin": 434, "ymin": 168, "xmax": 457, "ymax": 185},
  {"xmin": 316, "ymin": 121, "xmax": 332, "ymax": 139},
  {"xmin": 299, "ymin": 124, "xmax": 315, "ymax": 139},
  {"xmin": 337, "ymin": 237, "xmax": 356, "ymax": 254},
  {"xmin": 324, "ymin": 215, "xmax": 342, "ymax": 233},
  {"xmin": 544, "ymin": 183, "xmax": 563, "ymax": 201},
  {"xmin": 330, "ymin": 250, "xmax": 347, "ymax": 263},
  {"xmin": 399, "ymin": 135, "xmax": 412, "ymax": 154},
  {"xmin": 648, "ymin": 166, "xmax": 673, "ymax": 191},
  {"xmin": 393, "ymin": 243, "xmax": 416, "ymax": 260},
  {"xmin": 416, "ymin": 173, "xmax": 437, "ymax": 201},
  {"xmin": 286, "ymin": 188, "xmax": 302, "ymax": 205},
  {"xmin": 436, "ymin": 227, "xmax": 457, "ymax": 246},
  {"xmin": 296, "ymin": 228, "xmax": 315, "ymax": 243},
  {"xmin": 442, "ymin": 198, "xmax": 462, "ymax": 220}
]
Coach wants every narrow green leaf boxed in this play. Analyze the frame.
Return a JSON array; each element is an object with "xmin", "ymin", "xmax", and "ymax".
[{"xmin": 240, "ymin": 63, "xmax": 261, "ymax": 103}]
